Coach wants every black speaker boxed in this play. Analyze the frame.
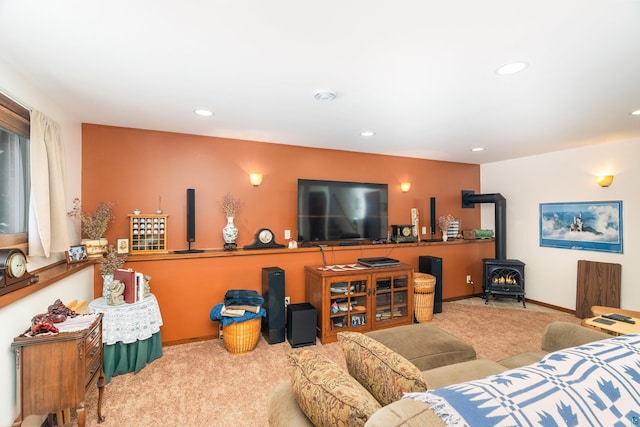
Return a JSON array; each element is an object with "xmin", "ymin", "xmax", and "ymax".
[
  {"xmin": 287, "ymin": 303, "xmax": 317, "ymax": 348},
  {"xmin": 421, "ymin": 197, "xmax": 439, "ymax": 242},
  {"xmin": 429, "ymin": 197, "xmax": 436, "ymax": 236},
  {"xmin": 419, "ymin": 256, "xmax": 443, "ymax": 313},
  {"xmin": 186, "ymin": 188, "xmax": 196, "ymax": 242},
  {"xmin": 262, "ymin": 267, "xmax": 285, "ymax": 344},
  {"xmin": 174, "ymin": 188, "xmax": 203, "ymax": 253}
]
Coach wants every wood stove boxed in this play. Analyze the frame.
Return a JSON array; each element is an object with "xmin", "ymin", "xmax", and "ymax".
[
  {"xmin": 483, "ymin": 259, "xmax": 525, "ymax": 307},
  {"xmin": 461, "ymin": 191, "xmax": 526, "ymax": 308}
]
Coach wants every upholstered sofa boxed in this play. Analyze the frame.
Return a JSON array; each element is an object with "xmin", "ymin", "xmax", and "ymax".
[{"xmin": 268, "ymin": 322, "xmax": 615, "ymax": 427}]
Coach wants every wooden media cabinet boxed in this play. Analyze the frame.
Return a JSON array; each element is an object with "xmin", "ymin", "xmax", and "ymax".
[{"xmin": 305, "ymin": 263, "xmax": 414, "ymax": 343}]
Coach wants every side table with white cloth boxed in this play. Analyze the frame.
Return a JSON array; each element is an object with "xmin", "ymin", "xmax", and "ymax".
[{"xmin": 88, "ymin": 294, "xmax": 163, "ymax": 383}]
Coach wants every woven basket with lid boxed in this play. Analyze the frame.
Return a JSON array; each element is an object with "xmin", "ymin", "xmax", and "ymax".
[{"xmin": 413, "ymin": 272, "xmax": 436, "ymax": 322}]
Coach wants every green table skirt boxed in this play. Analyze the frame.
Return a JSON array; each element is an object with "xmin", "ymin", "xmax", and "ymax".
[{"xmin": 102, "ymin": 332, "xmax": 163, "ymax": 383}]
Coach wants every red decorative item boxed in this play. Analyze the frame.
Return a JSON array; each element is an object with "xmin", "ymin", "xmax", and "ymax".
[
  {"xmin": 30, "ymin": 313, "xmax": 59, "ymax": 335},
  {"xmin": 29, "ymin": 299, "xmax": 79, "ymax": 335},
  {"xmin": 47, "ymin": 298, "xmax": 77, "ymax": 322}
]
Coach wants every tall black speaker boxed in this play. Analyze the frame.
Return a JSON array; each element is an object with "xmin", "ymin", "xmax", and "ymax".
[
  {"xmin": 418, "ymin": 256, "xmax": 443, "ymax": 313},
  {"xmin": 421, "ymin": 197, "xmax": 439, "ymax": 242},
  {"xmin": 262, "ymin": 267, "xmax": 285, "ymax": 344},
  {"xmin": 174, "ymin": 188, "xmax": 204, "ymax": 253},
  {"xmin": 186, "ymin": 188, "xmax": 196, "ymax": 242},
  {"xmin": 429, "ymin": 197, "xmax": 436, "ymax": 237}
]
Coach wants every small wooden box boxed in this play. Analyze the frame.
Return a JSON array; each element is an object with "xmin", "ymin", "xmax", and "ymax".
[{"xmin": 462, "ymin": 229, "xmax": 476, "ymax": 240}]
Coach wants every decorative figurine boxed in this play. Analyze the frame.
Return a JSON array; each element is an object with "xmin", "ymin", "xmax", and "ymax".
[
  {"xmin": 143, "ymin": 274, "xmax": 152, "ymax": 298},
  {"xmin": 108, "ymin": 279, "xmax": 125, "ymax": 306}
]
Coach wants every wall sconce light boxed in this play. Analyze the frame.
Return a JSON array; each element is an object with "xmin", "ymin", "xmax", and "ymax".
[
  {"xmin": 400, "ymin": 182, "xmax": 411, "ymax": 193},
  {"xmin": 596, "ymin": 175, "xmax": 614, "ymax": 187},
  {"xmin": 249, "ymin": 173, "xmax": 263, "ymax": 187}
]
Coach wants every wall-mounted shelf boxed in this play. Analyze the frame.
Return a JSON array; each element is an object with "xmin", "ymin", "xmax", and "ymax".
[{"xmin": 129, "ymin": 214, "xmax": 168, "ymax": 254}]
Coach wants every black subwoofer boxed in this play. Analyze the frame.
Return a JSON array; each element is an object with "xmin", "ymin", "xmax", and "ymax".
[
  {"xmin": 287, "ymin": 303, "xmax": 317, "ymax": 348},
  {"xmin": 262, "ymin": 267, "xmax": 285, "ymax": 344}
]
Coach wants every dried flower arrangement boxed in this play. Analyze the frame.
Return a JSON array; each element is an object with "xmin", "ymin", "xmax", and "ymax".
[
  {"xmin": 68, "ymin": 198, "xmax": 115, "ymax": 240},
  {"xmin": 221, "ymin": 193, "xmax": 243, "ymax": 217},
  {"xmin": 100, "ymin": 245, "xmax": 127, "ymax": 276},
  {"xmin": 438, "ymin": 214, "xmax": 455, "ymax": 232}
]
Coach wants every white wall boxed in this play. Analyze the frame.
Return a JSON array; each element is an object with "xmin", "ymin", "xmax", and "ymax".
[
  {"xmin": 0, "ymin": 59, "xmax": 92, "ymax": 426},
  {"xmin": 481, "ymin": 139, "xmax": 639, "ymax": 312}
]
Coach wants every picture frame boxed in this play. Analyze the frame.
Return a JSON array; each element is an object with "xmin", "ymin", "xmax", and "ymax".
[
  {"xmin": 116, "ymin": 238, "xmax": 130, "ymax": 255},
  {"xmin": 65, "ymin": 245, "xmax": 88, "ymax": 264},
  {"xmin": 539, "ymin": 200, "xmax": 623, "ymax": 254}
]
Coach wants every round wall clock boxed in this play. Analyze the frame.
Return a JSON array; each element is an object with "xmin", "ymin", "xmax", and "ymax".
[{"xmin": 244, "ymin": 228, "xmax": 286, "ymax": 250}]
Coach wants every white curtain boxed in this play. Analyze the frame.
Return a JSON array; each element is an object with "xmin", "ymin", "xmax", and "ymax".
[{"xmin": 28, "ymin": 110, "xmax": 69, "ymax": 256}]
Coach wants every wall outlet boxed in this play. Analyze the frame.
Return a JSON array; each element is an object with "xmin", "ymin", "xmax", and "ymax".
[
  {"xmin": 284, "ymin": 296, "xmax": 290, "ymax": 306},
  {"xmin": 422, "ymin": 226, "xmax": 427, "ymax": 235},
  {"xmin": 466, "ymin": 275, "xmax": 472, "ymax": 284},
  {"xmin": 284, "ymin": 229, "xmax": 291, "ymax": 240}
]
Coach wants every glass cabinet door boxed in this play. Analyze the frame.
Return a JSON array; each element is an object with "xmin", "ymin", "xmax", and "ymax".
[
  {"xmin": 327, "ymin": 276, "xmax": 369, "ymax": 333},
  {"xmin": 373, "ymin": 272, "xmax": 410, "ymax": 325}
]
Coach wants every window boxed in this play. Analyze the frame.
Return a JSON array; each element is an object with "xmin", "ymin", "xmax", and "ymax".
[{"xmin": 0, "ymin": 93, "xmax": 30, "ymax": 249}]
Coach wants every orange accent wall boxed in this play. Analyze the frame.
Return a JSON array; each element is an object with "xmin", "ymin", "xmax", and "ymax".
[{"xmin": 82, "ymin": 124, "xmax": 493, "ymax": 343}]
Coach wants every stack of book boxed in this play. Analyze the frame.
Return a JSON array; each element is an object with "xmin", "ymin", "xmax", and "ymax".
[{"xmin": 114, "ymin": 268, "xmax": 148, "ymax": 304}]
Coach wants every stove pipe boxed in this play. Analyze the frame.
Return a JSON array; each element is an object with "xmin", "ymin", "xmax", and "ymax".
[{"xmin": 461, "ymin": 190, "xmax": 506, "ymax": 260}]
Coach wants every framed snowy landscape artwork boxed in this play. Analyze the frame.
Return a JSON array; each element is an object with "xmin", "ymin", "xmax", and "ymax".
[{"xmin": 539, "ymin": 201, "xmax": 623, "ymax": 253}]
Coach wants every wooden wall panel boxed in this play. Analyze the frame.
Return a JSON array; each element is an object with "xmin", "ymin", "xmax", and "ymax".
[{"xmin": 576, "ymin": 260, "xmax": 621, "ymax": 319}]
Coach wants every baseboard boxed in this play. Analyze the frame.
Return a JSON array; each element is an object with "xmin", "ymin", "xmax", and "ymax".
[
  {"xmin": 162, "ymin": 334, "xmax": 217, "ymax": 347},
  {"xmin": 525, "ymin": 298, "xmax": 575, "ymax": 315}
]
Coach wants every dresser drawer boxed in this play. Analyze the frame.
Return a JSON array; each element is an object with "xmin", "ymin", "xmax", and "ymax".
[
  {"xmin": 85, "ymin": 322, "xmax": 101, "ymax": 351},
  {"xmin": 85, "ymin": 347, "xmax": 103, "ymax": 388},
  {"xmin": 85, "ymin": 322, "xmax": 103, "ymax": 386}
]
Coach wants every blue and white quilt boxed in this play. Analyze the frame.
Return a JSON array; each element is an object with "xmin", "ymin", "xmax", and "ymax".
[{"xmin": 405, "ymin": 333, "xmax": 640, "ymax": 426}]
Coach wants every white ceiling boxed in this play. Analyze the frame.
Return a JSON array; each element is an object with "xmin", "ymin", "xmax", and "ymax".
[{"xmin": 1, "ymin": 0, "xmax": 639, "ymax": 164}]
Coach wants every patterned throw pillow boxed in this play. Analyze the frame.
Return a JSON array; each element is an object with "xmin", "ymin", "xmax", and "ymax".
[
  {"xmin": 337, "ymin": 331, "xmax": 428, "ymax": 406},
  {"xmin": 288, "ymin": 349, "xmax": 381, "ymax": 427}
]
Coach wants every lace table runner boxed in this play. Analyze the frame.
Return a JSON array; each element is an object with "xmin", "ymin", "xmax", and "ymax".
[{"xmin": 88, "ymin": 294, "xmax": 163, "ymax": 345}]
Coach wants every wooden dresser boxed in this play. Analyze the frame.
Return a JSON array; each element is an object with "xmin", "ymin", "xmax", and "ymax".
[{"xmin": 11, "ymin": 313, "xmax": 106, "ymax": 427}]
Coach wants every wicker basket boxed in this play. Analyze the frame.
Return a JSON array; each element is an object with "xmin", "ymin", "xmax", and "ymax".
[
  {"xmin": 414, "ymin": 272, "xmax": 436, "ymax": 322},
  {"xmin": 223, "ymin": 318, "xmax": 261, "ymax": 354}
]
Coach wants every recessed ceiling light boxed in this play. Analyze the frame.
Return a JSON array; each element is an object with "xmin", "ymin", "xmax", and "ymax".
[
  {"xmin": 360, "ymin": 131, "xmax": 375, "ymax": 137},
  {"xmin": 194, "ymin": 109, "xmax": 214, "ymax": 117},
  {"xmin": 314, "ymin": 89, "xmax": 337, "ymax": 101},
  {"xmin": 496, "ymin": 62, "xmax": 529, "ymax": 76},
  {"xmin": 631, "ymin": 109, "xmax": 640, "ymax": 116},
  {"xmin": 471, "ymin": 147, "xmax": 484, "ymax": 152}
]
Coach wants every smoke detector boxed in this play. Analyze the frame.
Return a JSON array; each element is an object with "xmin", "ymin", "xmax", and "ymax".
[{"xmin": 313, "ymin": 89, "xmax": 337, "ymax": 101}]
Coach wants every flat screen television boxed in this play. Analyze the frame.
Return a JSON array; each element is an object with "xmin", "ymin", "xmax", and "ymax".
[{"xmin": 297, "ymin": 179, "xmax": 388, "ymax": 243}]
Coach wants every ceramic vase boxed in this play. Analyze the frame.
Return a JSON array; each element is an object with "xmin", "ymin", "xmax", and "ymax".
[
  {"xmin": 222, "ymin": 216, "xmax": 238, "ymax": 244},
  {"xmin": 442, "ymin": 232, "xmax": 448, "ymax": 242},
  {"xmin": 102, "ymin": 274, "xmax": 114, "ymax": 299}
]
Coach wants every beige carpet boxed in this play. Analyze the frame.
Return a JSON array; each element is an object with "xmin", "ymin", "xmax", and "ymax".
[{"xmin": 77, "ymin": 301, "xmax": 580, "ymax": 427}]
